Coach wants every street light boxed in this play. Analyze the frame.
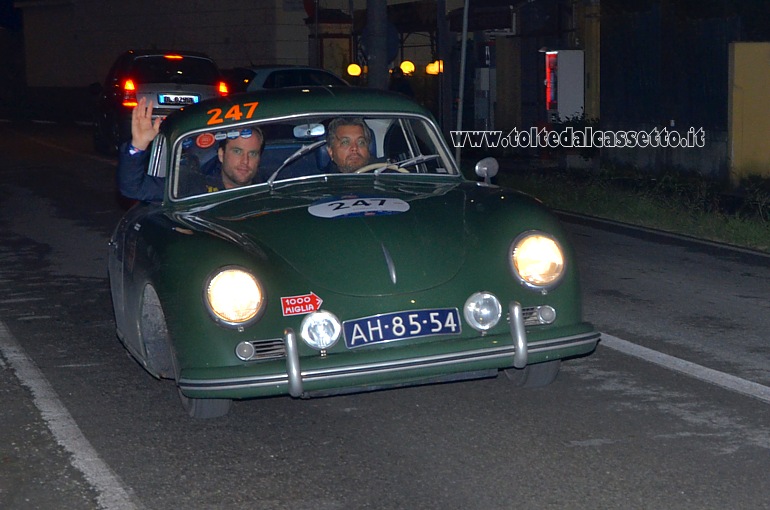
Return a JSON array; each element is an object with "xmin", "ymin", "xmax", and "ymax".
[
  {"xmin": 426, "ymin": 60, "xmax": 444, "ymax": 75},
  {"xmin": 347, "ymin": 63, "xmax": 362, "ymax": 77}
]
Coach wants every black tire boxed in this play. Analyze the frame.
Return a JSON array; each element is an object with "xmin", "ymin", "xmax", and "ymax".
[
  {"xmin": 140, "ymin": 286, "xmax": 175, "ymax": 379},
  {"xmin": 504, "ymin": 360, "xmax": 561, "ymax": 388},
  {"xmin": 178, "ymin": 389, "xmax": 232, "ymax": 419},
  {"xmin": 140, "ymin": 285, "xmax": 232, "ymax": 419}
]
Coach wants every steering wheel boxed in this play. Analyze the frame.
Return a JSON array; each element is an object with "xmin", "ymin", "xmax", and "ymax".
[{"xmin": 354, "ymin": 162, "xmax": 410, "ymax": 174}]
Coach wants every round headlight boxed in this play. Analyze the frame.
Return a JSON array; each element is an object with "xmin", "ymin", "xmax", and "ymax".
[
  {"xmin": 205, "ymin": 268, "xmax": 264, "ymax": 325},
  {"xmin": 300, "ymin": 310, "xmax": 341, "ymax": 350},
  {"xmin": 464, "ymin": 292, "xmax": 502, "ymax": 331},
  {"xmin": 511, "ymin": 232, "xmax": 565, "ymax": 289}
]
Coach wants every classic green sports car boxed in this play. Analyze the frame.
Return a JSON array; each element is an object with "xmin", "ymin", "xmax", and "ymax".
[{"xmin": 108, "ymin": 87, "xmax": 599, "ymax": 418}]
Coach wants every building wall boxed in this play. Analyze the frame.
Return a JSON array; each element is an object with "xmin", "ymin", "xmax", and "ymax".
[
  {"xmin": 14, "ymin": 0, "xmax": 468, "ymax": 89},
  {"xmin": 20, "ymin": 1, "xmax": 77, "ymax": 87},
  {"xmin": 728, "ymin": 42, "xmax": 770, "ymax": 185},
  {"xmin": 14, "ymin": 0, "xmax": 309, "ymax": 87},
  {"xmin": 600, "ymin": 1, "xmax": 742, "ymax": 180},
  {"xmin": 274, "ymin": 0, "xmax": 310, "ymax": 65}
]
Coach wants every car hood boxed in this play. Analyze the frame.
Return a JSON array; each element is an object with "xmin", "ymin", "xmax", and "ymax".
[{"xmin": 179, "ymin": 178, "xmax": 517, "ymax": 296}]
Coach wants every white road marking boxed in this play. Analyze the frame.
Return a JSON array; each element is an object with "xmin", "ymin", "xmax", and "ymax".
[
  {"xmin": 0, "ymin": 321, "xmax": 139, "ymax": 510},
  {"xmin": 601, "ymin": 333, "xmax": 770, "ymax": 404}
]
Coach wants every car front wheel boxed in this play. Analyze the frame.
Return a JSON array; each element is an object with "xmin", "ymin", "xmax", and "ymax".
[
  {"xmin": 503, "ymin": 360, "xmax": 561, "ymax": 388},
  {"xmin": 178, "ymin": 389, "xmax": 232, "ymax": 419}
]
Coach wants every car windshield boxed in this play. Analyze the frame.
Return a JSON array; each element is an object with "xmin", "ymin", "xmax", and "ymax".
[
  {"xmin": 131, "ymin": 55, "xmax": 220, "ymax": 85},
  {"xmin": 170, "ymin": 115, "xmax": 457, "ymax": 200}
]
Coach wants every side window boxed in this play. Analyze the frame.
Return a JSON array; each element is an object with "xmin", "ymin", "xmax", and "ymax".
[
  {"xmin": 382, "ymin": 119, "xmax": 452, "ymax": 174},
  {"xmin": 411, "ymin": 121, "xmax": 435, "ymax": 156},
  {"xmin": 265, "ymin": 71, "xmax": 298, "ymax": 88},
  {"xmin": 306, "ymin": 71, "xmax": 340, "ymax": 86},
  {"xmin": 384, "ymin": 122, "xmax": 413, "ymax": 162},
  {"xmin": 264, "ymin": 71, "xmax": 279, "ymax": 88},
  {"xmin": 409, "ymin": 120, "xmax": 451, "ymax": 174},
  {"xmin": 148, "ymin": 136, "xmax": 167, "ymax": 179},
  {"xmin": 172, "ymin": 134, "xmax": 221, "ymax": 199}
]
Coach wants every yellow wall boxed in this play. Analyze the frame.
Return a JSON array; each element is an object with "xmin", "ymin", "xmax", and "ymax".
[{"xmin": 728, "ymin": 42, "xmax": 770, "ymax": 185}]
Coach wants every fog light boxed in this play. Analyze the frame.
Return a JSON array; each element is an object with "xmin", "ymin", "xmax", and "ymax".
[
  {"xmin": 464, "ymin": 292, "xmax": 502, "ymax": 331},
  {"xmin": 300, "ymin": 310, "xmax": 341, "ymax": 350},
  {"xmin": 235, "ymin": 341, "xmax": 256, "ymax": 361},
  {"xmin": 538, "ymin": 305, "xmax": 556, "ymax": 324}
]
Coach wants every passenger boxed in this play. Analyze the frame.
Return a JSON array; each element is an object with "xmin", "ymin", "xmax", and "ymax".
[
  {"xmin": 325, "ymin": 117, "xmax": 372, "ymax": 173},
  {"xmin": 117, "ymin": 97, "xmax": 264, "ymax": 201}
]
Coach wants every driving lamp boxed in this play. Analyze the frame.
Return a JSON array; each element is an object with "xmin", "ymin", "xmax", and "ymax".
[
  {"xmin": 300, "ymin": 310, "xmax": 341, "ymax": 350},
  {"xmin": 464, "ymin": 292, "xmax": 502, "ymax": 331}
]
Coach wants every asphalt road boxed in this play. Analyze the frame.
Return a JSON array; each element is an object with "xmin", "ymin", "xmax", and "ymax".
[{"xmin": 0, "ymin": 121, "xmax": 768, "ymax": 510}]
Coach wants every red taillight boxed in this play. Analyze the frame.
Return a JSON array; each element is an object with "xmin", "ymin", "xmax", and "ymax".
[
  {"xmin": 164, "ymin": 54, "xmax": 183, "ymax": 60},
  {"xmin": 218, "ymin": 81, "xmax": 229, "ymax": 96},
  {"xmin": 122, "ymin": 79, "xmax": 137, "ymax": 107}
]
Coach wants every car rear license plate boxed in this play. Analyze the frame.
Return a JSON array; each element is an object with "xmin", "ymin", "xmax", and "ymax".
[
  {"xmin": 343, "ymin": 308, "xmax": 461, "ymax": 349},
  {"xmin": 158, "ymin": 94, "xmax": 199, "ymax": 105}
]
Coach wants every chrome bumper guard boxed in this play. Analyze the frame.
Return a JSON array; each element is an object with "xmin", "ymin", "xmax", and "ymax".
[
  {"xmin": 284, "ymin": 329, "xmax": 303, "ymax": 397},
  {"xmin": 509, "ymin": 301, "xmax": 528, "ymax": 368}
]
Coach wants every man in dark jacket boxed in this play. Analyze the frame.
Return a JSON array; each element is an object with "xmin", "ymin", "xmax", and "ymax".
[{"xmin": 117, "ymin": 97, "xmax": 263, "ymax": 201}]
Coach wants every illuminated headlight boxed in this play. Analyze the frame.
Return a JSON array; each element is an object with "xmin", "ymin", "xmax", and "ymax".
[
  {"xmin": 464, "ymin": 292, "xmax": 502, "ymax": 331},
  {"xmin": 300, "ymin": 310, "xmax": 341, "ymax": 350},
  {"xmin": 511, "ymin": 232, "xmax": 565, "ymax": 289},
  {"xmin": 205, "ymin": 267, "xmax": 264, "ymax": 326}
]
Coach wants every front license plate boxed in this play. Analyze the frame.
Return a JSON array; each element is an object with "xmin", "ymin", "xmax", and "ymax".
[
  {"xmin": 343, "ymin": 308, "xmax": 461, "ymax": 349},
  {"xmin": 157, "ymin": 94, "xmax": 199, "ymax": 105}
]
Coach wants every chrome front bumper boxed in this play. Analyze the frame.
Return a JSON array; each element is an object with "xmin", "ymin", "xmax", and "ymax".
[
  {"xmin": 178, "ymin": 303, "xmax": 599, "ymax": 397},
  {"xmin": 285, "ymin": 301, "xmax": 530, "ymax": 398}
]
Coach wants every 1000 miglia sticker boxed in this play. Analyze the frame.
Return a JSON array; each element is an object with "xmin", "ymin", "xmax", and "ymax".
[{"xmin": 308, "ymin": 197, "xmax": 410, "ymax": 219}]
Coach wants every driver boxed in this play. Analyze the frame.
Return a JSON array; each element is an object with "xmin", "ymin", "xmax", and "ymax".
[{"xmin": 325, "ymin": 117, "xmax": 372, "ymax": 173}]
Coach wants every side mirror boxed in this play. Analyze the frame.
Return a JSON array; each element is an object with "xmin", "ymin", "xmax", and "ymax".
[{"xmin": 474, "ymin": 157, "xmax": 499, "ymax": 185}]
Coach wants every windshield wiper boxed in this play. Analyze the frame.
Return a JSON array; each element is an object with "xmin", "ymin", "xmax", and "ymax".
[
  {"xmin": 267, "ymin": 139, "xmax": 327, "ymax": 187},
  {"xmin": 394, "ymin": 154, "xmax": 440, "ymax": 170}
]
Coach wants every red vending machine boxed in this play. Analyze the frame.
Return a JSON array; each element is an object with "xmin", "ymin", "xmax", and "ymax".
[{"xmin": 544, "ymin": 50, "xmax": 584, "ymax": 122}]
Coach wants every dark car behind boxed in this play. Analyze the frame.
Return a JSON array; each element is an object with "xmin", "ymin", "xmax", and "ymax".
[
  {"xmin": 221, "ymin": 65, "xmax": 349, "ymax": 94},
  {"xmin": 93, "ymin": 49, "xmax": 228, "ymax": 154}
]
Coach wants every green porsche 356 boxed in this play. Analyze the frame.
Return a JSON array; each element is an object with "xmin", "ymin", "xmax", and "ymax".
[{"xmin": 108, "ymin": 87, "xmax": 599, "ymax": 418}]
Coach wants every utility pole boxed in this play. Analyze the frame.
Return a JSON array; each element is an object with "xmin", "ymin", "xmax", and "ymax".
[
  {"xmin": 313, "ymin": 0, "xmax": 321, "ymax": 67},
  {"xmin": 436, "ymin": 0, "xmax": 451, "ymax": 135},
  {"xmin": 366, "ymin": 0, "xmax": 389, "ymax": 90},
  {"xmin": 455, "ymin": 0, "xmax": 470, "ymax": 164}
]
